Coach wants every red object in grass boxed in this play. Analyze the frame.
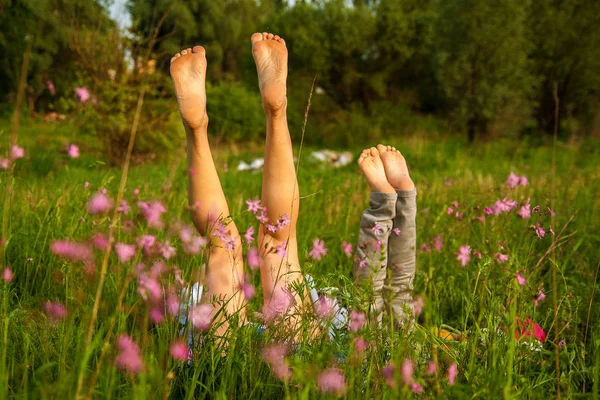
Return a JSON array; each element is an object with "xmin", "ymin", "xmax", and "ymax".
[{"xmin": 514, "ymin": 316, "xmax": 546, "ymax": 342}]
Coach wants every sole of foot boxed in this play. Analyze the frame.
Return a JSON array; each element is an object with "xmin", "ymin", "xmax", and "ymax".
[
  {"xmin": 357, "ymin": 147, "xmax": 396, "ymax": 194},
  {"xmin": 170, "ymin": 46, "xmax": 208, "ymax": 131},
  {"xmin": 377, "ymin": 144, "xmax": 415, "ymax": 191},
  {"xmin": 251, "ymin": 32, "xmax": 288, "ymax": 115}
]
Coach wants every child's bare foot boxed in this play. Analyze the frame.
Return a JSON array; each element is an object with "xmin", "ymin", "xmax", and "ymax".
[
  {"xmin": 358, "ymin": 147, "xmax": 396, "ymax": 194},
  {"xmin": 377, "ymin": 144, "xmax": 415, "ymax": 190},
  {"xmin": 170, "ymin": 46, "xmax": 208, "ymax": 131},
  {"xmin": 251, "ymin": 32, "xmax": 288, "ymax": 115}
]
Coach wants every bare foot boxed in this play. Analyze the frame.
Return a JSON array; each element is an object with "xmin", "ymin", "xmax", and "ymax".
[
  {"xmin": 358, "ymin": 147, "xmax": 396, "ymax": 194},
  {"xmin": 170, "ymin": 46, "xmax": 208, "ymax": 131},
  {"xmin": 377, "ymin": 144, "xmax": 415, "ymax": 190},
  {"xmin": 251, "ymin": 32, "xmax": 288, "ymax": 115}
]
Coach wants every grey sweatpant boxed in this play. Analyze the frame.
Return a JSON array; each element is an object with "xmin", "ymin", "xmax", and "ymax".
[{"xmin": 354, "ymin": 188, "xmax": 417, "ymax": 329}]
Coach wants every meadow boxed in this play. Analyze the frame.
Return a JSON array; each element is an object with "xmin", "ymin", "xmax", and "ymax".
[{"xmin": 0, "ymin": 118, "xmax": 599, "ymax": 399}]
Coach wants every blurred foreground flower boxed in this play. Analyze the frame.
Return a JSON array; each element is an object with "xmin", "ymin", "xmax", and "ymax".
[
  {"xmin": 261, "ymin": 343, "xmax": 291, "ymax": 381},
  {"xmin": 169, "ymin": 340, "xmax": 190, "ymax": 361},
  {"xmin": 44, "ymin": 301, "xmax": 67, "ymax": 321},
  {"xmin": 2, "ymin": 267, "xmax": 13, "ymax": 283},
  {"xmin": 51, "ymin": 240, "xmax": 93, "ymax": 262},
  {"xmin": 456, "ymin": 245, "xmax": 471, "ymax": 267},
  {"xmin": 317, "ymin": 368, "xmax": 346, "ymax": 396},
  {"xmin": 116, "ymin": 335, "xmax": 144, "ymax": 374},
  {"xmin": 10, "ymin": 145, "xmax": 24, "ymax": 160},
  {"xmin": 348, "ymin": 310, "xmax": 366, "ymax": 332},
  {"xmin": 448, "ymin": 363, "xmax": 458, "ymax": 385},
  {"xmin": 514, "ymin": 316, "xmax": 546, "ymax": 342},
  {"xmin": 308, "ymin": 238, "xmax": 327, "ymax": 260},
  {"xmin": 88, "ymin": 193, "xmax": 114, "ymax": 215}
]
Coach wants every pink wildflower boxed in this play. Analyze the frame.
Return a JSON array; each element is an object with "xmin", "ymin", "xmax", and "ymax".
[
  {"xmin": 247, "ymin": 247, "xmax": 260, "ymax": 270},
  {"xmin": 420, "ymin": 243, "xmax": 431, "ymax": 252},
  {"xmin": 114, "ymin": 243, "xmax": 136, "ymax": 264},
  {"xmin": 190, "ymin": 304, "xmax": 213, "ymax": 331},
  {"xmin": 136, "ymin": 235, "xmax": 156, "ymax": 255},
  {"xmin": 44, "ymin": 301, "xmax": 67, "ymax": 321},
  {"xmin": 371, "ymin": 223, "xmax": 384, "ymax": 236},
  {"xmin": 401, "ymin": 358, "xmax": 414, "ymax": 384},
  {"xmin": 446, "ymin": 207, "xmax": 454, "ymax": 215},
  {"xmin": 47, "ymin": 80, "xmax": 55, "ymax": 95},
  {"xmin": 10, "ymin": 145, "xmax": 24, "ymax": 160},
  {"xmin": 516, "ymin": 273, "xmax": 526, "ymax": 286},
  {"xmin": 224, "ymin": 236, "xmax": 236, "ymax": 251},
  {"xmin": 275, "ymin": 241, "xmax": 287, "ymax": 258},
  {"xmin": 0, "ymin": 158, "xmax": 10, "ymax": 169},
  {"xmin": 359, "ymin": 258, "xmax": 369, "ymax": 268},
  {"xmin": 448, "ymin": 363, "xmax": 458, "ymax": 385},
  {"xmin": 308, "ymin": 238, "xmax": 328, "ymax": 260},
  {"xmin": 317, "ymin": 368, "xmax": 347, "ymax": 396},
  {"xmin": 149, "ymin": 308, "xmax": 164, "ymax": 324},
  {"xmin": 534, "ymin": 223, "xmax": 546, "ymax": 239},
  {"xmin": 433, "ymin": 235, "xmax": 443, "ymax": 252},
  {"xmin": 315, "ymin": 295, "xmax": 336, "ymax": 319},
  {"xmin": 115, "ymin": 334, "xmax": 144, "ymax": 374},
  {"xmin": 411, "ymin": 383, "xmax": 423, "ymax": 394},
  {"xmin": 549, "ymin": 226, "xmax": 555, "ymax": 236},
  {"xmin": 427, "ymin": 361, "xmax": 437, "ymax": 375},
  {"xmin": 244, "ymin": 226, "xmax": 255, "ymax": 244},
  {"xmin": 184, "ymin": 236, "xmax": 207, "ymax": 255},
  {"xmin": 92, "ymin": 233, "xmax": 109, "ymax": 251},
  {"xmin": 262, "ymin": 343, "xmax": 291, "ymax": 381},
  {"xmin": 117, "ymin": 200, "xmax": 130, "ymax": 215},
  {"xmin": 241, "ymin": 282, "xmax": 255, "ymax": 299},
  {"xmin": 515, "ymin": 317, "xmax": 546, "ymax": 342},
  {"xmin": 354, "ymin": 337, "xmax": 368, "ymax": 354},
  {"xmin": 517, "ymin": 198, "xmax": 531, "ymax": 219},
  {"xmin": 277, "ymin": 214, "xmax": 290, "ymax": 230},
  {"xmin": 138, "ymin": 201, "xmax": 167, "ymax": 229},
  {"xmin": 348, "ymin": 310, "xmax": 366, "ymax": 332},
  {"xmin": 83, "ymin": 181, "xmax": 90, "ymax": 189},
  {"xmin": 546, "ymin": 207, "xmax": 556, "ymax": 218},
  {"xmin": 496, "ymin": 253, "xmax": 509, "ymax": 264},
  {"xmin": 558, "ymin": 339, "xmax": 566, "ymax": 347},
  {"xmin": 412, "ymin": 295, "xmax": 424, "ymax": 316},
  {"xmin": 476, "ymin": 215, "xmax": 486, "ymax": 222},
  {"xmin": 51, "ymin": 240, "xmax": 93, "ymax": 262},
  {"xmin": 88, "ymin": 193, "xmax": 113, "ymax": 215},
  {"xmin": 456, "ymin": 245, "xmax": 471, "ymax": 267},
  {"xmin": 534, "ymin": 290, "xmax": 546, "ymax": 307},
  {"xmin": 169, "ymin": 340, "xmax": 189, "ymax": 361},
  {"xmin": 506, "ymin": 172, "xmax": 519, "ymax": 188},
  {"xmin": 75, "ymin": 87, "xmax": 90, "ymax": 103},
  {"xmin": 266, "ymin": 224, "xmax": 277, "ymax": 233},
  {"xmin": 392, "ymin": 228, "xmax": 401, "ymax": 235},
  {"xmin": 484, "ymin": 206, "xmax": 493, "ymax": 215},
  {"xmin": 383, "ymin": 363, "xmax": 396, "ymax": 388},
  {"xmin": 133, "ymin": 188, "xmax": 140, "ymax": 196},
  {"xmin": 67, "ymin": 144, "xmax": 80, "ymax": 158},
  {"xmin": 246, "ymin": 199, "xmax": 261, "ymax": 213},
  {"xmin": 160, "ymin": 241, "xmax": 176, "ymax": 260},
  {"xmin": 166, "ymin": 291, "xmax": 180, "ymax": 316},
  {"xmin": 341, "ymin": 241, "xmax": 353, "ymax": 257},
  {"xmin": 2, "ymin": 267, "xmax": 14, "ymax": 283},
  {"xmin": 519, "ymin": 176, "xmax": 529, "ymax": 186},
  {"xmin": 137, "ymin": 274, "xmax": 162, "ymax": 301},
  {"xmin": 256, "ymin": 208, "xmax": 269, "ymax": 224},
  {"xmin": 264, "ymin": 286, "xmax": 294, "ymax": 321}
]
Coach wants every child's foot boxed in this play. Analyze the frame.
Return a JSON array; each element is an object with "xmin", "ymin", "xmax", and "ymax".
[
  {"xmin": 377, "ymin": 144, "xmax": 415, "ymax": 190},
  {"xmin": 251, "ymin": 32, "xmax": 288, "ymax": 115},
  {"xmin": 358, "ymin": 147, "xmax": 396, "ymax": 194},
  {"xmin": 170, "ymin": 46, "xmax": 208, "ymax": 131}
]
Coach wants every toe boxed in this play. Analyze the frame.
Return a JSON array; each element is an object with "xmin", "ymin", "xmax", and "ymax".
[
  {"xmin": 266, "ymin": 33, "xmax": 274, "ymax": 40},
  {"xmin": 376, "ymin": 144, "xmax": 387, "ymax": 154},
  {"xmin": 170, "ymin": 56, "xmax": 176, "ymax": 63},
  {"xmin": 262, "ymin": 32, "xmax": 269, "ymax": 39},
  {"xmin": 251, "ymin": 32, "xmax": 263, "ymax": 43},
  {"xmin": 192, "ymin": 45, "xmax": 205, "ymax": 54},
  {"xmin": 369, "ymin": 147, "xmax": 379, "ymax": 157},
  {"xmin": 181, "ymin": 49, "xmax": 188, "ymax": 55},
  {"xmin": 274, "ymin": 35, "xmax": 281, "ymax": 40},
  {"xmin": 175, "ymin": 52, "xmax": 181, "ymax": 58}
]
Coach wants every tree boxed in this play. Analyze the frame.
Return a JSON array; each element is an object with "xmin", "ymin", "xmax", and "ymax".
[
  {"xmin": 529, "ymin": 0, "xmax": 600, "ymax": 136},
  {"xmin": 432, "ymin": 0, "xmax": 534, "ymax": 141}
]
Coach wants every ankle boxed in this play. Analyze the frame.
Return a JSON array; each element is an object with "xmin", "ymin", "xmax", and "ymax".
[{"xmin": 262, "ymin": 98, "xmax": 288, "ymax": 119}]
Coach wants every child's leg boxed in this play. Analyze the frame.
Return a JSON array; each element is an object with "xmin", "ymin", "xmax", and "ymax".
[
  {"xmin": 250, "ymin": 33, "xmax": 306, "ymax": 322},
  {"xmin": 170, "ymin": 47, "xmax": 245, "ymax": 332},
  {"xmin": 378, "ymin": 144, "xmax": 416, "ymax": 329},
  {"xmin": 354, "ymin": 148, "xmax": 398, "ymax": 323}
]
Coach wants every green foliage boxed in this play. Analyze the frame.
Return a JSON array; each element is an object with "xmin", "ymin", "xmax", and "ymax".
[{"xmin": 431, "ymin": 0, "xmax": 534, "ymax": 141}]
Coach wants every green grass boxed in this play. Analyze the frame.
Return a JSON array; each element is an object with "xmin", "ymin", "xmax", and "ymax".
[{"xmin": 0, "ymin": 118, "xmax": 599, "ymax": 399}]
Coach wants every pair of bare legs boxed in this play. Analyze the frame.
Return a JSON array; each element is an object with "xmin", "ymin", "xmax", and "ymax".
[{"xmin": 170, "ymin": 33, "xmax": 306, "ymax": 336}]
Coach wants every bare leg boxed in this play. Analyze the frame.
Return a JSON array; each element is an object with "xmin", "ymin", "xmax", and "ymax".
[
  {"xmin": 170, "ymin": 47, "xmax": 245, "ymax": 333},
  {"xmin": 250, "ymin": 32, "xmax": 306, "ymax": 325}
]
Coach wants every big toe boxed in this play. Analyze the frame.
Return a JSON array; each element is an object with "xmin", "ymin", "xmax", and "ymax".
[
  {"xmin": 251, "ymin": 32, "xmax": 263, "ymax": 43},
  {"xmin": 369, "ymin": 147, "xmax": 379, "ymax": 158},
  {"xmin": 192, "ymin": 45, "xmax": 206, "ymax": 54},
  {"xmin": 376, "ymin": 144, "xmax": 388, "ymax": 154}
]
